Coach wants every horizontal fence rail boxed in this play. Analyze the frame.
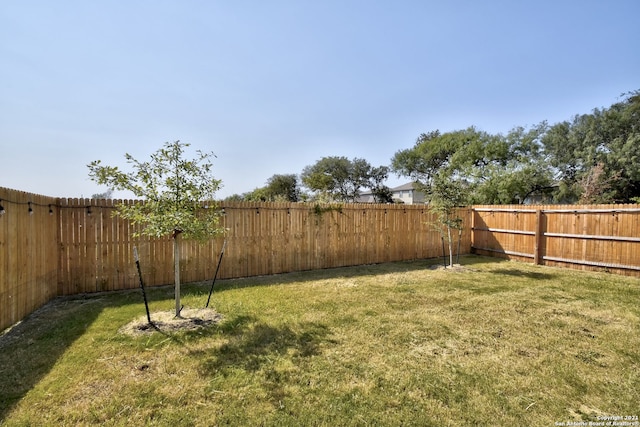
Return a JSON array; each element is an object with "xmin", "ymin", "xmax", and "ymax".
[
  {"xmin": 472, "ymin": 204, "xmax": 640, "ymax": 276},
  {"xmin": 0, "ymin": 186, "xmax": 471, "ymax": 331}
]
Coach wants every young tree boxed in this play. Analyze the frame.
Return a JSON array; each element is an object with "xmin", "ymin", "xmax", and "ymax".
[
  {"xmin": 427, "ymin": 175, "xmax": 467, "ymax": 267},
  {"xmin": 88, "ymin": 141, "xmax": 225, "ymax": 317},
  {"xmin": 391, "ymin": 129, "xmax": 474, "ymax": 266}
]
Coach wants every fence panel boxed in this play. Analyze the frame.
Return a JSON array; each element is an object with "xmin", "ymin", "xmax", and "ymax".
[
  {"xmin": 472, "ymin": 207, "xmax": 538, "ymax": 261},
  {"xmin": 540, "ymin": 205, "xmax": 640, "ymax": 275},
  {"xmin": 52, "ymin": 201, "xmax": 471, "ymax": 300},
  {"xmin": 472, "ymin": 204, "xmax": 640, "ymax": 277},
  {"xmin": 0, "ymin": 188, "xmax": 58, "ymax": 331}
]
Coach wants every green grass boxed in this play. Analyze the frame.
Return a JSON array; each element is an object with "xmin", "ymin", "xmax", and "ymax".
[{"xmin": 1, "ymin": 256, "xmax": 639, "ymax": 426}]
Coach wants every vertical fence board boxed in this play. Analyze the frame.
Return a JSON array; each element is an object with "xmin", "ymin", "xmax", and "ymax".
[
  {"xmin": 113, "ymin": 200, "xmax": 123, "ymax": 290},
  {"xmin": 0, "ymin": 194, "xmax": 10, "ymax": 327}
]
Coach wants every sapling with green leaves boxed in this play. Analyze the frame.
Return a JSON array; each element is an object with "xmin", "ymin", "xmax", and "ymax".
[
  {"xmin": 88, "ymin": 141, "xmax": 225, "ymax": 317},
  {"xmin": 426, "ymin": 175, "xmax": 466, "ymax": 267},
  {"xmin": 391, "ymin": 130, "xmax": 472, "ymax": 267}
]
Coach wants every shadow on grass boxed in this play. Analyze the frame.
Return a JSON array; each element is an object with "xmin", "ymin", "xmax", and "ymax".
[
  {"xmin": 0, "ymin": 289, "xmax": 168, "ymax": 420},
  {"xmin": 0, "ymin": 297, "xmax": 107, "ymax": 419},
  {"xmin": 190, "ymin": 316, "xmax": 336, "ymax": 407},
  {"xmin": 491, "ymin": 268, "xmax": 556, "ymax": 280},
  {"xmin": 193, "ymin": 319, "xmax": 334, "ymax": 373}
]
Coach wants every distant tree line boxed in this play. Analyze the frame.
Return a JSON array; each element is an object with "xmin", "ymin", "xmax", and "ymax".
[
  {"xmin": 226, "ymin": 90, "xmax": 640, "ymax": 205},
  {"xmin": 227, "ymin": 157, "xmax": 395, "ymax": 203}
]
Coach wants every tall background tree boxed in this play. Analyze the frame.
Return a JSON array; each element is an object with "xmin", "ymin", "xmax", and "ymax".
[
  {"xmin": 88, "ymin": 141, "xmax": 225, "ymax": 317},
  {"xmin": 237, "ymin": 174, "xmax": 302, "ymax": 202},
  {"xmin": 227, "ymin": 90, "xmax": 640, "ymax": 206},
  {"xmin": 301, "ymin": 156, "xmax": 389, "ymax": 202},
  {"xmin": 542, "ymin": 90, "xmax": 640, "ymax": 203},
  {"xmin": 469, "ymin": 124, "xmax": 555, "ymax": 204},
  {"xmin": 264, "ymin": 174, "xmax": 301, "ymax": 202},
  {"xmin": 367, "ymin": 166, "xmax": 394, "ymax": 203},
  {"xmin": 392, "ymin": 126, "xmax": 556, "ymax": 205}
]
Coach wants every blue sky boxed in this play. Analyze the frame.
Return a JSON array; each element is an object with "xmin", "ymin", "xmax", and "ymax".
[{"xmin": 1, "ymin": 1, "xmax": 639, "ymax": 199}]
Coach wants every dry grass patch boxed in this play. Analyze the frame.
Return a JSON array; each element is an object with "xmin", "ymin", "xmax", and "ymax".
[{"xmin": 119, "ymin": 308, "xmax": 223, "ymax": 336}]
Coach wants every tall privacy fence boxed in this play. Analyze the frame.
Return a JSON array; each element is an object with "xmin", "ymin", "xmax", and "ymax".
[
  {"xmin": 2, "ymin": 186, "xmax": 639, "ymax": 332},
  {"xmin": 0, "ymin": 187, "xmax": 471, "ymax": 331}
]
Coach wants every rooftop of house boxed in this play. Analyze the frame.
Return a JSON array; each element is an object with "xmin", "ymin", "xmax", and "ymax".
[
  {"xmin": 391, "ymin": 182, "xmax": 419, "ymax": 192},
  {"xmin": 357, "ymin": 182, "xmax": 424, "ymax": 203}
]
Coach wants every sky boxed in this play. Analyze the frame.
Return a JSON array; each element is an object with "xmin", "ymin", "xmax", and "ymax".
[{"xmin": 1, "ymin": 1, "xmax": 639, "ymax": 200}]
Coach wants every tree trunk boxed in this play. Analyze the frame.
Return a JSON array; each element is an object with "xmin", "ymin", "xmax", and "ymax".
[{"xmin": 174, "ymin": 233, "xmax": 181, "ymax": 317}]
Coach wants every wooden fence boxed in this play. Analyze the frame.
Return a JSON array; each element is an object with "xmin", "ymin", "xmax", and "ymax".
[
  {"xmin": 472, "ymin": 204, "xmax": 640, "ymax": 277},
  {"xmin": 4, "ymin": 184, "xmax": 639, "ymax": 333},
  {"xmin": 0, "ymin": 186, "xmax": 471, "ymax": 331},
  {"xmin": 56, "ymin": 199, "xmax": 470, "ymax": 294}
]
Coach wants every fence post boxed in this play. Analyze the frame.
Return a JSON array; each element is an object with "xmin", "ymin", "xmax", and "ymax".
[
  {"xmin": 534, "ymin": 209, "xmax": 542, "ymax": 265},
  {"xmin": 469, "ymin": 208, "xmax": 475, "ymax": 254}
]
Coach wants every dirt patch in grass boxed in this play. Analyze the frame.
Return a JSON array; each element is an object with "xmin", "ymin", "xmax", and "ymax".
[
  {"xmin": 428, "ymin": 263, "xmax": 476, "ymax": 272},
  {"xmin": 119, "ymin": 307, "xmax": 223, "ymax": 336}
]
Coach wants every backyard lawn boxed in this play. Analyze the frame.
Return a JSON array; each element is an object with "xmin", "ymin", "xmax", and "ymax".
[{"xmin": 1, "ymin": 256, "xmax": 639, "ymax": 426}]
